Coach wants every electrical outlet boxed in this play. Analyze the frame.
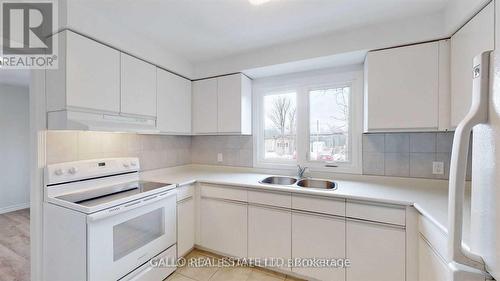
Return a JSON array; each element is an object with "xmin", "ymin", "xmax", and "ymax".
[
  {"xmin": 432, "ymin": 161, "xmax": 444, "ymax": 175},
  {"xmin": 217, "ymin": 153, "xmax": 223, "ymax": 163}
]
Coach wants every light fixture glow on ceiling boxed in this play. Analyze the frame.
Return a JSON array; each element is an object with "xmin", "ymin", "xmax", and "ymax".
[{"xmin": 248, "ymin": 0, "xmax": 274, "ymax": 6}]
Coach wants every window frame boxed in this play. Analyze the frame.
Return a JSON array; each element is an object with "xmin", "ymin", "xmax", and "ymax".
[{"xmin": 253, "ymin": 67, "xmax": 363, "ymax": 174}]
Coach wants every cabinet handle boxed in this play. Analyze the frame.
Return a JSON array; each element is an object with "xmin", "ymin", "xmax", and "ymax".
[
  {"xmin": 292, "ymin": 209, "xmax": 345, "ymax": 221},
  {"xmin": 249, "ymin": 203, "xmax": 290, "ymax": 212},
  {"xmin": 177, "ymin": 196, "xmax": 193, "ymax": 204},
  {"xmin": 346, "ymin": 217, "xmax": 405, "ymax": 229},
  {"xmin": 201, "ymin": 196, "xmax": 247, "ymax": 205}
]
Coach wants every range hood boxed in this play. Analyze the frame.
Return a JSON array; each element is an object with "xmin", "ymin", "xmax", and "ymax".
[{"xmin": 47, "ymin": 110, "xmax": 160, "ymax": 133}]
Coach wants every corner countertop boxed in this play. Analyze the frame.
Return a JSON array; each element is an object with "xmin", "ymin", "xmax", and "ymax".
[{"xmin": 141, "ymin": 164, "xmax": 471, "ymax": 240}]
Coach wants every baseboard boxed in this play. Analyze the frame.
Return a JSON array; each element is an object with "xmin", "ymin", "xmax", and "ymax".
[{"xmin": 0, "ymin": 202, "xmax": 29, "ymax": 214}]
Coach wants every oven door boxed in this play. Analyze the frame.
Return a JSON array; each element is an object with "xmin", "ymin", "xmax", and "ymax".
[{"xmin": 87, "ymin": 190, "xmax": 176, "ymax": 281}]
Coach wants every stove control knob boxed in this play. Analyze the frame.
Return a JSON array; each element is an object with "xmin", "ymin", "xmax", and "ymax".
[
  {"xmin": 68, "ymin": 167, "xmax": 78, "ymax": 175},
  {"xmin": 123, "ymin": 163, "xmax": 130, "ymax": 168},
  {"xmin": 130, "ymin": 161, "xmax": 137, "ymax": 167},
  {"xmin": 54, "ymin": 169, "xmax": 63, "ymax": 176}
]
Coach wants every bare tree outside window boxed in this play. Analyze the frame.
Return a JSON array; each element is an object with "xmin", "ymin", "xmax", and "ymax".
[
  {"xmin": 264, "ymin": 92, "xmax": 297, "ymax": 160},
  {"xmin": 309, "ymin": 87, "xmax": 350, "ymax": 162}
]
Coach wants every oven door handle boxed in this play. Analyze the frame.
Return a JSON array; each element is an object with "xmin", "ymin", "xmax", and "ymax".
[{"xmin": 87, "ymin": 189, "xmax": 176, "ymax": 222}]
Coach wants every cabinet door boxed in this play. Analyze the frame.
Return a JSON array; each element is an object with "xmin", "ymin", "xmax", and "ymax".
[
  {"xmin": 450, "ymin": 2, "xmax": 494, "ymax": 127},
  {"xmin": 120, "ymin": 53, "xmax": 157, "ymax": 117},
  {"xmin": 65, "ymin": 31, "xmax": 120, "ymax": 113},
  {"xmin": 248, "ymin": 205, "xmax": 291, "ymax": 271},
  {"xmin": 157, "ymin": 69, "xmax": 192, "ymax": 134},
  {"xmin": 292, "ymin": 212, "xmax": 346, "ymax": 281},
  {"xmin": 218, "ymin": 74, "xmax": 242, "ymax": 134},
  {"xmin": 200, "ymin": 198, "xmax": 247, "ymax": 258},
  {"xmin": 365, "ymin": 42, "xmax": 439, "ymax": 131},
  {"xmin": 218, "ymin": 74, "xmax": 252, "ymax": 134},
  {"xmin": 346, "ymin": 219, "xmax": 405, "ymax": 281},
  {"xmin": 418, "ymin": 235, "xmax": 450, "ymax": 281},
  {"xmin": 177, "ymin": 198, "xmax": 195, "ymax": 258},
  {"xmin": 192, "ymin": 78, "xmax": 218, "ymax": 134}
]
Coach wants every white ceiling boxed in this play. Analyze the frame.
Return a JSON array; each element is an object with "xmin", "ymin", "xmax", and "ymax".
[{"xmin": 71, "ymin": 0, "xmax": 449, "ymax": 64}]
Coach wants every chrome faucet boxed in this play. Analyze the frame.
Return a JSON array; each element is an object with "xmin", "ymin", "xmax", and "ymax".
[{"xmin": 297, "ymin": 165, "xmax": 308, "ymax": 179}]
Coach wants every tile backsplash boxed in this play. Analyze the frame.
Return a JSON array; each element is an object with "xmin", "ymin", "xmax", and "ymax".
[
  {"xmin": 191, "ymin": 136, "xmax": 253, "ymax": 167},
  {"xmin": 46, "ymin": 130, "xmax": 467, "ymax": 180},
  {"xmin": 46, "ymin": 131, "xmax": 191, "ymax": 171},
  {"xmin": 362, "ymin": 132, "xmax": 471, "ymax": 180}
]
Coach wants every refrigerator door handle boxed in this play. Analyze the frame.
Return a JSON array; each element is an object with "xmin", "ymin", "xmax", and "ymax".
[{"xmin": 448, "ymin": 51, "xmax": 491, "ymax": 273}]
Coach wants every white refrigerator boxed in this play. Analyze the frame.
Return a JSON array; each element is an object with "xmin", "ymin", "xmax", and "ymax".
[{"xmin": 448, "ymin": 50, "xmax": 500, "ymax": 281}]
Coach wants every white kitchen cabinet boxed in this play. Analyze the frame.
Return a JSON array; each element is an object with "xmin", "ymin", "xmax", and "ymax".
[
  {"xmin": 450, "ymin": 2, "xmax": 494, "ymax": 127},
  {"xmin": 292, "ymin": 211, "xmax": 346, "ymax": 281},
  {"xmin": 157, "ymin": 68, "xmax": 192, "ymax": 134},
  {"xmin": 217, "ymin": 74, "xmax": 252, "ymax": 134},
  {"xmin": 364, "ymin": 41, "xmax": 449, "ymax": 132},
  {"xmin": 177, "ymin": 197, "xmax": 195, "ymax": 258},
  {"xmin": 418, "ymin": 235, "xmax": 449, "ymax": 281},
  {"xmin": 192, "ymin": 74, "xmax": 252, "ymax": 135},
  {"xmin": 46, "ymin": 30, "xmax": 121, "ymax": 113},
  {"xmin": 192, "ymin": 78, "xmax": 218, "ymax": 134},
  {"xmin": 120, "ymin": 53, "xmax": 157, "ymax": 117},
  {"xmin": 346, "ymin": 219, "xmax": 406, "ymax": 281},
  {"xmin": 200, "ymin": 198, "xmax": 247, "ymax": 258},
  {"xmin": 248, "ymin": 205, "xmax": 291, "ymax": 271}
]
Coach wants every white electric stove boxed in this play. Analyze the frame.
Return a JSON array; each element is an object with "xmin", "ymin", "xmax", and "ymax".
[{"xmin": 43, "ymin": 158, "xmax": 178, "ymax": 281}]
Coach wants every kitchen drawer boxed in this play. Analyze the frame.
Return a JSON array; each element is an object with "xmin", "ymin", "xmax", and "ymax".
[
  {"xmin": 346, "ymin": 200, "xmax": 406, "ymax": 226},
  {"xmin": 292, "ymin": 194, "xmax": 345, "ymax": 216},
  {"xmin": 200, "ymin": 183, "xmax": 247, "ymax": 202},
  {"xmin": 177, "ymin": 184, "xmax": 195, "ymax": 202},
  {"xmin": 120, "ymin": 245, "xmax": 176, "ymax": 281},
  {"xmin": 248, "ymin": 190, "xmax": 291, "ymax": 208},
  {"xmin": 418, "ymin": 214, "xmax": 447, "ymax": 260}
]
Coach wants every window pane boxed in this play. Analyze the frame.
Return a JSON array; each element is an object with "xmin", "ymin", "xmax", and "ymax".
[
  {"xmin": 263, "ymin": 92, "xmax": 297, "ymax": 161},
  {"xmin": 309, "ymin": 87, "xmax": 350, "ymax": 162}
]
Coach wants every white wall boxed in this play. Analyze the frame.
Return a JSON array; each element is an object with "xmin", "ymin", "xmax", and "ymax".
[
  {"xmin": 193, "ymin": 12, "xmax": 447, "ymax": 78},
  {"xmin": 0, "ymin": 84, "xmax": 30, "ymax": 213}
]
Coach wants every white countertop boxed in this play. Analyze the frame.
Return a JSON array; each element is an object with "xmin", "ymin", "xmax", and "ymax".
[{"xmin": 141, "ymin": 164, "xmax": 471, "ymax": 240}]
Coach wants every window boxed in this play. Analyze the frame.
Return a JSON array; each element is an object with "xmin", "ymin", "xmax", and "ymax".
[
  {"xmin": 254, "ymin": 68, "xmax": 362, "ymax": 173},
  {"xmin": 308, "ymin": 86, "xmax": 350, "ymax": 163},
  {"xmin": 263, "ymin": 92, "xmax": 297, "ymax": 162}
]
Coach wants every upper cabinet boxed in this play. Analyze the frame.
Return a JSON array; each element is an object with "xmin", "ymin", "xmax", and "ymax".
[
  {"xmin": 192, "ymin": 73, "xmax": 252, "ymax": 135},
  {"xmin": 450, "ymin": 2, "xmax": 494, "ymax": 128},
  {"xmin": 46, "ymin": 31, "xmax": 121, "ymax": 113},
  {"xmin": 120, "ymin": 53, "xmax": 157, "ymax": 117},
  {"xmin": 157, "ymin": 68, "xmax": 192, "ymax": 134},
  {"xmin": 46, "ymin": 30, "xmax": 180, "ymax": 132},
  {"xmin": 364, "ymin": 40, "xmax": 450, "ymax": 132},
  {"xmin": 192, "ymin": 78, "xmax": 218, "ymax": 134},
  {"xmin": 217, "ymin": 74, "xmax": 252, "ymax": 134}
]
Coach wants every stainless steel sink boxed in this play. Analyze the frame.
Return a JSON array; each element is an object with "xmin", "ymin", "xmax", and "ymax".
[
  {"xmin": 296, "ymin": 179, "xmax": 337, "ymax": 190},
  {"xmin": 259, "ymin": 176, "xmax": 337, "ymax": 191},
  {"xmin": 259, "ymin": 176, "xmax": 297, "ymax": 185}
]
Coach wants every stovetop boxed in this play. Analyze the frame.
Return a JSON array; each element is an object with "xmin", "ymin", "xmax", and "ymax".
[{"xmin": 55, "ymin": 181, "xmax": 171, "ymax": 208}]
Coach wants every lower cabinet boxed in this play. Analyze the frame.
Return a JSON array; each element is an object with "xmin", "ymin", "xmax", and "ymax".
[
  {"xmin": 292, "ymin": 211, "xmax": 346, "ymax": 281},
  {"xmin": 197, "ymin": 184, "xmax": 410, "ymax": 281},
  {"xmin": 346, "ymin": 219, "xmax": 406, "ymax": 281},
  {"xmin": 177, "ymin": 197, "xmax": 195, "ymax": 257},
  {"xmin": 418, "ymin": 235, "xmax": 449, "ymax": 281},
  {"xmin": 200, "ymin": 198, "xmax": 247, "ymax": 258},
  {"xmin": 248, "ymin": 205, "xmax": 291, "ymax": 271}
]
